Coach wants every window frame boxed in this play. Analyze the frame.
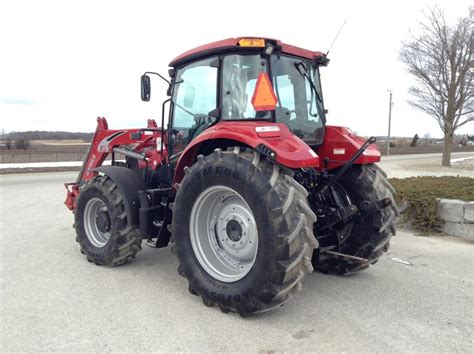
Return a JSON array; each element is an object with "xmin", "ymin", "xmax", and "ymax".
[
  {"xmin": 219, "ymin": 53, "xmax": 273, "ymax": 122},
  {"xmin": 270, "ymin": 53, "xmax": 326, "ymax": 124},
  {"xmin": 169, "ymin": 57, "xmax": 219, "ymax": 131}
]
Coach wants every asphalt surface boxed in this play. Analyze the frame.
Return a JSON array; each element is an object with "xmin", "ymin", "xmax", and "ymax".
[
  {"xmin": 379, "ymin": 151, "xmax": 474, "ymax": 178},
  {"xmin": 1, "ymin": 171, "xmax": 473, "ymax": 352}
]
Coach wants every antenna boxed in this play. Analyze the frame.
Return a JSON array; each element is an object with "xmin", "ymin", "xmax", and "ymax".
[{"xmin": 326, "ymin": 19, "xmax": 347, "ymax": 56}]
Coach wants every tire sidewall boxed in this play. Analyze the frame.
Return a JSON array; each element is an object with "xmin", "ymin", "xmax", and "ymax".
[
  {"xmin": 338, "ymin": 165, "xmax": 390, "ymax": 256},
  {"xmin": 75, "ymin": 185, "xmax": 124, "ymax": 261},
  {"xmin": 173, "ymin": 156, "xmax": 278, "ymax": 307}
]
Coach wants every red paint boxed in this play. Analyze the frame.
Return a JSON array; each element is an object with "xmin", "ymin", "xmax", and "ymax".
[
  {"xmin": 173, "ymin": 121, "xmax": 320, "ymax": 184},
  {"xmin": 169, "ymin": 37, "xmax": 325, "ymax": 67},
  {"xmin": 65, "ymin": 118, "xmax": 381, "ymax": 212},
  {"xmin": 64, "ymin": 117, "xmax": 167, "ymax": 210},
  {"xmin": 315, "ymin": 126, "xmax": 381, "ymax": 170},
  {"xmin": 64, "ymin": 183, "xmax": 79, "ymax": 210}
]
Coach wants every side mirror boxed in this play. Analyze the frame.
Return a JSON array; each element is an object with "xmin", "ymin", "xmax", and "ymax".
[
  {"xmin": 184, "ymin": 86, "xmax": 195, "ymax": 108},
  {"xmin": 141, "ymin": 74, "xmax": 151, "ymax": 101}
]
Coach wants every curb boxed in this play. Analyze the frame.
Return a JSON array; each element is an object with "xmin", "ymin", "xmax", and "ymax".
[{"xmin": 437, "ymin": 199, "xmax": 474, "ymax": 241}]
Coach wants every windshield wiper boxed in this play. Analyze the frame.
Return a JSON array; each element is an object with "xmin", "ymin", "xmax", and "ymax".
[
  {"xmin": 173, "ymin": 101, "xmax": 195, "ymax": 116},
  {"xmin": 294, "ymin": 62, "xmax": 325, "ymax": 121}
]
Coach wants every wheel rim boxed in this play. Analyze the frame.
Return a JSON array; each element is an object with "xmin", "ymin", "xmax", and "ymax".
[
  {"xmin": 190, "ymin": 185, "xmax": 258, "ymax": 283},
  {"xmin": 84, "ymin": 198, "xmax": 111, "ymax": 248}
]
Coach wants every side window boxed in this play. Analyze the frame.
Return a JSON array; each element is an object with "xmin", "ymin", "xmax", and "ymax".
[
  {"xmin": 243, "ymin": 79, "xmax": 257, "ymax": 117},
  {"xmin": 275, "ymin": 75, "xmax": 296, "ymax": 119},
  {"xmin": 170, "ymin": 58, "xmax": 217, "ymax": 153},
  {"xmin": 172, "ymin": 58, "xmax": 217, "ymax": 129}
]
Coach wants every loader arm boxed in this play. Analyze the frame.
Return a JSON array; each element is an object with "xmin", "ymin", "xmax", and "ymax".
[{"xmin": 64, "ymin": 117, "xmax": 167, "ymax": 211}]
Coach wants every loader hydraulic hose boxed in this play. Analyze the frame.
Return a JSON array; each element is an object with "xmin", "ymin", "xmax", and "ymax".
[
  {"xmin": 113, "ymin": 147, "xmax": 147, "ymax": 161},
  {"xmin": 76, "ymin": 141, "xmax": 93, "ymax": 184}
]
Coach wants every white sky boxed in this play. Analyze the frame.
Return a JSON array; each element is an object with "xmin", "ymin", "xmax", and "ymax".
[{"xmin": 0, "ymin": 0, "xmax": 472, "ymax": 138}]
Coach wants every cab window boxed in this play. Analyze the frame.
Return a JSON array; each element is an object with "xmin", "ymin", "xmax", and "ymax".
[
  {"xmin": 222, "ymin": 54, "xmax": 271, "ymax": 119},
  {"xmin": 170, "ymin": 58, "xmax": 217, "ymax": 154}
]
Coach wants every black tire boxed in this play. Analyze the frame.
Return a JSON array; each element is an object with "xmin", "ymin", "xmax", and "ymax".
[
  {"xmin": 112, "ymin": 161, "xmax": 127, "ymax": 168},
  {"xmin": 74, "ymin": 175, "xmax": 142, "ymax": 266},
  {"xmin": 313, "ymin": 164, "xmax": 398, "ymax": 274},
  {"xmin": 171, "ymin": 147, "xmax": 317, "ymax": 317}
]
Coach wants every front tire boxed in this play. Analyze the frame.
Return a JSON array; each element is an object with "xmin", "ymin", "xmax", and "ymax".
[
  {"xmin": 172, "ymin": 147, "xmax": 317, "ymax": 317},
  {"xmin": 74, "ymin": 175, "xmax": 142, "ymax": 266}
]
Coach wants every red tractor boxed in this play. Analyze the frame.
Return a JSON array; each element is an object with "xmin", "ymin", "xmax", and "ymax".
[{"xmin": 65, "ymin": 37, "xmax": 398, "ymax": 317}]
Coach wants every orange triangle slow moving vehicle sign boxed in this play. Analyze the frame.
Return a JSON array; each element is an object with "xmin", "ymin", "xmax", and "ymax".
[{"xmin": 251, "ymin": 72, "xmax": 278, "ymax": 111}]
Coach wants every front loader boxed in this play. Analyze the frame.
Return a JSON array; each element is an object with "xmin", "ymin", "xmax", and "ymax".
[{"xmin": 65, "ymin": 37, "xmax": 398, "ymax": 317}]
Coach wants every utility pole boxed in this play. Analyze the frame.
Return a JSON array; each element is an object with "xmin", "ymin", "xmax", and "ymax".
[{"xmin": 387, "ymin": 91, "xmax": 393, "ymax": 155}]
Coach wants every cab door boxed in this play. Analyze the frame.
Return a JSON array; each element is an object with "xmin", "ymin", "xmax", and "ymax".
[{"xmin": 169, "ymin": 58, "xmax": 218, "ymax": 161}]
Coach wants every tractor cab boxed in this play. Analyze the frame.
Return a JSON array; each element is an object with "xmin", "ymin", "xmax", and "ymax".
[{"xmin": 142, "ymin": 37, "xmax": 329, "ymax": 158}]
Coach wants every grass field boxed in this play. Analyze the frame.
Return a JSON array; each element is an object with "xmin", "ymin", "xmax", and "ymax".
[{"xmin": 0, "ymin": 140, "xmax": 88, "ymax": 163}]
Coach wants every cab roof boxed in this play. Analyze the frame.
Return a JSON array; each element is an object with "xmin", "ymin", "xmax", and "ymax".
[{"xmin": 169, "ymin": 37, "xmax": 326, "ymax": 67}]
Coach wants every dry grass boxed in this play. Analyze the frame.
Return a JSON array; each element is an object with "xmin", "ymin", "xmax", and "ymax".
[{"xmin": 389, "ymin": 176, "xmax": 474, "ymax": 233}]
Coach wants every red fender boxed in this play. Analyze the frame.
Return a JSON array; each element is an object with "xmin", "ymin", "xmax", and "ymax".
[
  {"xmin": 173, "ymin": 121, "xmax": 319, "ymax": 184},
  {"xmin": 315, "ymin": 126, "xmax": 381, "ymax": 170}
]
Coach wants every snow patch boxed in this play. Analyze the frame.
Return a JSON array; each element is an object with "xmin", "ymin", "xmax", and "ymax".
[{"xmin": 0, "ymin": 161, "xmax": 115, "ymax": 169}]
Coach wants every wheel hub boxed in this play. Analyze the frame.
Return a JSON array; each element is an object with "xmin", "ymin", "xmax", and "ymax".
[
  {"xmin": 226, "ymin": 219, "xmax": 242, "ymax": 242},
  {"xmin": 83, "ymin": 198, "xmax": 111, "ymax": 248},
  {"xmin": 190, "ymin": 185, "xmax": 258, "ymax": 283},
  {"xmin": 95, "ymin": 210, "xmax": 111, "ymax": 233}
]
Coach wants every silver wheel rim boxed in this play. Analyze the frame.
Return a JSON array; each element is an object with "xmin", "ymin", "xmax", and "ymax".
[
  {"xmin": 190, "ymin": 185, "xmax": 258, "ymax": 283},
  {"xmin": 84, "ymin": 198, "xmax": 111, "ymax": 248}
]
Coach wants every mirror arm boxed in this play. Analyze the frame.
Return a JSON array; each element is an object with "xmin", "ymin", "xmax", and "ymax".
[{"xmin": 144, "ymin": 71, "xmax": 171, "ymax": 85}]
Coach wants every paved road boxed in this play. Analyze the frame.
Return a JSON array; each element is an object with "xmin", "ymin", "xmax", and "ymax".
[
  {"xmin": 381, "ymin": 151, "xmax": 473, "ymax": 162},
  {"xmin": 1, "ymin": 172, "xmax": 473, "ymax": 352},
  {"xmin": 378, "ymin": 151, "xmax": 474, "ymax": 178}
]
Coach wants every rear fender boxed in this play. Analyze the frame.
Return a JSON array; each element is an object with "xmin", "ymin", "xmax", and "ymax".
[
  {"xmin": 315, "ymin": 126, "xmax": 381, "ymax": 170},
  {"xmin": 173, "ymin": 122, "xmax": 319, "ymax": 185},
  {"xmin": 92, "ymin": 166, "xmax": 146, "ymax": 226}
]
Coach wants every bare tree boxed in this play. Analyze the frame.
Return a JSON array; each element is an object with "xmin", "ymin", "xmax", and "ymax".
[
  {"xmin": 400, "ymin": 7, "xmax": 473, "ymax": 166},
  {"xmin": 14, "ymin": 138, "xmax": 30, "ymax": 150}
]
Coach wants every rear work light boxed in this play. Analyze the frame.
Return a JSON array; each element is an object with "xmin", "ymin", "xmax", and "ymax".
[
  {"xmin": 255, "ymin": 126, "xmax": 280, "ymax": 133},
  {"xmin": 255, "ymin": 125, "xmax": 281, "ymax": 138},
  {"xmin": 238, "ymin": 38, "xmax": 265, "ymax": 47}
]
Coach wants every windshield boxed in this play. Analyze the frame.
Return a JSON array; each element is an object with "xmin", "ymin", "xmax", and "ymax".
[
  {"xmin": 271, "ymin": 55, "xmax": 325, "ymax": 145},
  {"xmin": 221, "ymin": 53, "xmax": 325, "ymax": 145}
]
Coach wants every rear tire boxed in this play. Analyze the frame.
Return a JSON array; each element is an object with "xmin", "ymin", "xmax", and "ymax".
[
  {"xmin": 172, "ymin": 147, "xmax": 317, "ymax": 317},
  {"xmin": 313, "ymin": 164, "xmax": 398, "ymax": 274},
  {"xmin": 74, "ymin": 175, "xmax": 142, "ymax": 266}
]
